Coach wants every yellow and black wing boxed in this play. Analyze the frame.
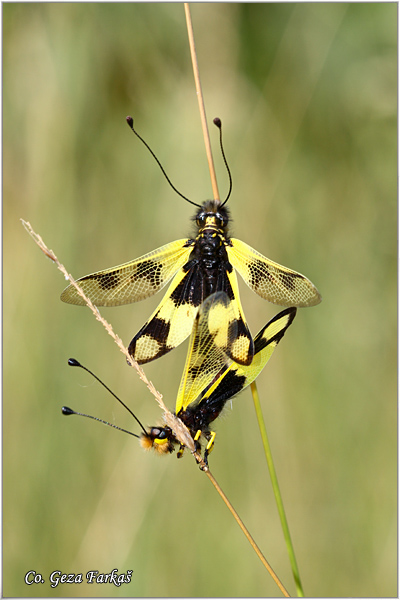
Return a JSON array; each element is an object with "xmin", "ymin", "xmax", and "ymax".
[
  {"xmin": 60, "ymin": 239, "xmax": 191, "ymax": 306},
  {"xmin": 175, "ymin": 292, "xmax": 238, "ymax": 414},
  {"xmin": 128, "ymin": 265, "xmax": 254, "ymax": 366},
  {"xmin": 227, "ymin": 239, "xmax": 321, "ymax": 307},
  {"xmin": 197, "ymin": 305, "xmax": 297, "ymax": 408}
]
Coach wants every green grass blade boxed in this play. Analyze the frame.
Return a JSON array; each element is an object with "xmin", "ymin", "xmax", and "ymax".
[{"xmin": 251, "ymin": 381, "xmax": 304, "ymax": 597}]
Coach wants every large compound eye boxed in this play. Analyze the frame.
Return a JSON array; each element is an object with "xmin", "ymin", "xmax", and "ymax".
[
  {"xmin": 155, "ymin": 428, "xmax": 169, "ymax": 441},
  {"xmin": 215, "ymin": 212, "xmax": 225, "ymax": 228},
  {"xmin": 148, "ymin": 426, "xmax": 167, "ymax": 440},
  {"xmin": 196, "ymin": 212, "xmax": 207, "ymax": 227}
]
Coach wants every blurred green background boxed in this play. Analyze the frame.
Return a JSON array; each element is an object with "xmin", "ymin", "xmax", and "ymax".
[{"xmin": 4, "ymin": 3, "xmax": 396, "ymax": 597}]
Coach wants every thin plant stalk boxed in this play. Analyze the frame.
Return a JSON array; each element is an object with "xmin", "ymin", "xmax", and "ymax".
[
  {"xmin": 251, "ymin": 381, "xmax": 304, "ymax": 597},
  {"xmin": 206, "ymin": 469, "xmax": 290, "ymax": 597},
  {"xmin": 184, "ymin": 3, "xmax": 220, "ymax": 201}
]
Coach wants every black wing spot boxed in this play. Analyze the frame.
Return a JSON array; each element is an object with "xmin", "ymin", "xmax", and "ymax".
[
  {"xmin": 254, "ymin": 307, "xmax": 297, "ymax": 352},
  {"xmin": 250, "ymin": 260, "xmax": 303, "ymax": 292},
  {"xmin": 227, "ymin": 319, "xmax": 238, "ymax": 343},
  {"xmin": 94, "ymin": 271, "xmax": 121, "ymax": 290},
  {"xmin": 188, "ymin": 363, "xmax": 206, "ymax": 379},
  {"xmin": 130, "ymin": 260, "xmax": 163, "ymax": 288},
  {"xmin": 281, "ymin": 273, "xmax": 296, "ymax": 291},
  {"xmin": 128, "ymin": 317, "xmax": 171, "ymax": 363},
  {"xmin": 250, "ymin": 259, "xmax": 270, "ymax": 288}
]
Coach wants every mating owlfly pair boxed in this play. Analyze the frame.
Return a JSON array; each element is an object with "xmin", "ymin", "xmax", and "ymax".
[{"xmin": 62, "ymin": 118, "xmax": 320, "ymax": 462}]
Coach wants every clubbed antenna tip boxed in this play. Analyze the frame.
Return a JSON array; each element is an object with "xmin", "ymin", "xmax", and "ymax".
[{"xmin": 68, "ymin": 358, "xmax": 81, "ymax": 367}]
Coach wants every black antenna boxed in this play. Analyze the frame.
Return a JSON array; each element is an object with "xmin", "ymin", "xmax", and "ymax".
[
  {"xmin": 126, "ymin": 116, "xmax": 201, "ymax": 209},
  {"xmin": 62, "ymin": 406, "xmax": 140, "ymax": 439},
  {"xmin": 213, "ymin": 118, "xmax": 232, "ymax": 207},
  {"xmin": 66, "ymin": 358, "xmax": 148, "ymax": 435}
]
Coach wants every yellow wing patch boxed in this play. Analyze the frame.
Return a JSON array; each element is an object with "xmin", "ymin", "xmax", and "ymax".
[
  {"xmin": 175, "ymin": 293, "xmax": 237, "ymax": 413},
  {"xmin": 60, "ymin": 239, "xmax": 191, "ymax": 306},
  {"xmin": 227, "ymin": 238, "xmax": 321, "ymax": 307}
]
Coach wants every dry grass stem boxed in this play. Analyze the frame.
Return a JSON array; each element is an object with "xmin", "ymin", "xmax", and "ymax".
[
  {"xmin": 21, "ymin": 219, "xmax": 196, "ymax": 455},
  {"xmin": 206, "ymin": 469, "xmax": 290, "ymax": 597},
  {"xmin": 184, "ymin": 3, "xmax": 220, "ymax": 201}
]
